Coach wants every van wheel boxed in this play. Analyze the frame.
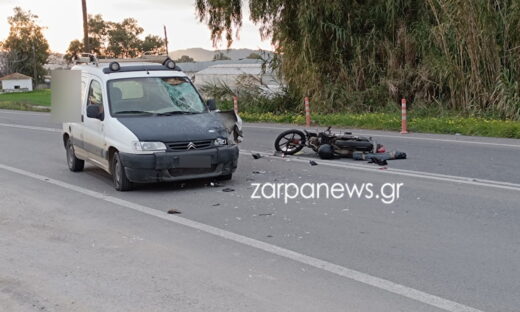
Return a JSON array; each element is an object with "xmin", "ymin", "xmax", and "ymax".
[
  {"xmin": 66, "ymin": 139, "xmax": 84, "ymax": 172},
  {"xmin": 112, "ymin": 152, "xmax": 132, "ymax": 191}
]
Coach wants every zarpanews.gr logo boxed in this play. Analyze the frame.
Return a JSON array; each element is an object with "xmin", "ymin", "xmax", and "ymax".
[{"xmin": 251, "ymin": 182, "xmax": 404, "ymax": 204}]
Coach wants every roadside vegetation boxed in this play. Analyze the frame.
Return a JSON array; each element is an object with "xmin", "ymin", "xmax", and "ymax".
[
  {"xmin": 0, "ymin": 90, "xmax": 50, "ymax": 111},
  {"xmin": 196, "ymin": 1, "xmax": 520, "ymax": 120},
  {"xmin": 206, "ymin": 83, "xmax": 520, "ymax": 139}
]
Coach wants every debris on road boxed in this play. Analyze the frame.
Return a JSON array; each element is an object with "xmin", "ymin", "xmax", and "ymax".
[
  {"xmin": 309, "ymin": 160, "xmax": 318, "ymax": 166},
  {"xmin": 222, "ymin": 188, "xmax": 235, "ymax": 192},
  {"xmin": 256, "ymin": 213, "xmax": 273, "ymax": 216},
  {"xmin": 252, "ymin": 153, "xmax": 262, "ymax": 159},
  {"xmin": 252, "ymin": 170, "xmax": 266, "ymax": 174},
  {"xmin": 167, "ymin": 209, "xmax": 181, "ymax": 214},
  {"xmin": 353, "ymin": 150, "xmax": 407, "ymax": 165},
  {"xmin": 209, "ymin": 181, "xmax": 222, "ymax": 187},
  {"xmin": 212, "ymin": 203, "xmax": 221, "ymax": 206},
  {"xmin": 368, "ymin": 157, "xmax": 388, "ymax": 166}
]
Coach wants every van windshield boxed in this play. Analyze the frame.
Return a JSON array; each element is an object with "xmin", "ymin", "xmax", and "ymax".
[{"xmin": 108, "ymin": 77, "xmax": 207, "ymax": 116}]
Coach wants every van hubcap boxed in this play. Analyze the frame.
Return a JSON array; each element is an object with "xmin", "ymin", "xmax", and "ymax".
[
  {"xmin": 67, "ymin": 144, "xmax": 74, "ymax": 167},
  {"xmin": 114, "ymin": 159, "xmax": 121, "ymax": 186}
]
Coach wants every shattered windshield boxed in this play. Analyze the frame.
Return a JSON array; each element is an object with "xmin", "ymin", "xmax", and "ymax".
[{"xmin": 108, "ymin": 77, "xmax": 207, "ymax": 116}]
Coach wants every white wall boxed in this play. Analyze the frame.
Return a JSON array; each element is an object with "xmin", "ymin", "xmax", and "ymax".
[{"xmin": 1, "ymin": 79, "xmax": 33, "ymax": 91}]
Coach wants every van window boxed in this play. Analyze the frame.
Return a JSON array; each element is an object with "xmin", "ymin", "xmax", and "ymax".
[
  {"xmin": 111, "ymin": 80, "xmax": 144, "ymax": 100},
  {"xmin": 108, "ymin": 77, "xmax": 207, "ymax": 115},
  {"xmin": 87, "ymin": 79, "xmax": 104, "ymax": 119},
  {"xmin": 87, "ymin": 80, "xmax": 103, "ymax": 107}
]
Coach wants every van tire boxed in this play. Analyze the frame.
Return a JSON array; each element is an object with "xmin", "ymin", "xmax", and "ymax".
[
  {"xmin": 66, "ymin": 139, "xmax": 84, "ymax": 172},
  {"xmin": 112, "ymin": 152, "xmax": 132, "ymax": 191}
]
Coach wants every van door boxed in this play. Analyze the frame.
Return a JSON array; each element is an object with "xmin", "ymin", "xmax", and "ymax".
[
  {"xmin": 84, "ymin": 78, "xmax": 109, "ymax": 170},
  {"xmin": 68, "ymin": 76, "xmax": 88, "ymax": 159}
]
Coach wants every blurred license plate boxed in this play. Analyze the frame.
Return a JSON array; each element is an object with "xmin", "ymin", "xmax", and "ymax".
[{"xmin": 178, "ymin": 155, "xmax": 211, "ymax": 168}]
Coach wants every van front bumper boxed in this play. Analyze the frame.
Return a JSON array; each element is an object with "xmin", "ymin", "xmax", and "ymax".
[{"xmin": 119, "ymin": 145, "xmax": 239, "ymax": 183}]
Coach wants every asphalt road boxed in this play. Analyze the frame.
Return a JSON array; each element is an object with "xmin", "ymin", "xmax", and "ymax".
[{"xmin": 1, "ymin": 109, "xmax": 519, "ymax": 312}]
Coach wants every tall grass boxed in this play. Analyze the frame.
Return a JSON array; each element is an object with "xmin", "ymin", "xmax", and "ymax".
[{"xmin": 197, "ymin": 0, "xmax": 520, "ymax": 119}]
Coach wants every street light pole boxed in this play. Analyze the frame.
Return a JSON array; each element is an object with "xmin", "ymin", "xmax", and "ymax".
[{"xmin": 82, "ymin": 0, "xmax": 89, "ymax": 53}]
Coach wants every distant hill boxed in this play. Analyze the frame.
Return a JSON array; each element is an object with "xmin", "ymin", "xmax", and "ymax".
[{"xmin": 169, "ymin": 48, "xmax": 273, "ymax": 62}]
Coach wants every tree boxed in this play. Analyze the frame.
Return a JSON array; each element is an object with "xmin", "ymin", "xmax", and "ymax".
[
  {"xmin": 1, "ymin": 7, "xmax": 49, "ymax": 83},
  {"xmin": 106, "ymin": 18, "xmax": 144, "ymax": 58},
  {"xmin": 0, "ymin": 52, "xmax": 8, "ymax": 77},
  {"xmin": 213, "ymin": 51, "xmax": 231, "ymax": 61},
  {"xmin": 175, "ymin": 55, "xmax": 195, "ymax": 63},
  {"xmin": 141, "ymin": 35, "xmax": 165, "ymax": 55},
  {"xmin": 196, "ymin": 0, "xmax": 520, "ymax": 119},
  {"xmin": 65, "ymin": 15, "xmax": 165, "ymax": 59},
  {"xmin": 64, "ymin": 40, "xmax": 84, "ymax": 64},
  {"xmin": 246, "ymin": 52, "xmax": 262, "ymax": 60},
  {"xmin": 86, "ymin": 14, "xmax": 109, "ymax": 54}
]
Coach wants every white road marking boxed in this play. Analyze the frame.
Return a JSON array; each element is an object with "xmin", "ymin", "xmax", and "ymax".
[
  {"xmin": 0, "ymin": 122, "xmax": 61, "ymax": 133},
  {"xmin": 0, "ymin": 162, "xmax": 485, "ymax": 312},
  {"xmin": 0, "ymin": 109, "xmax": 49, "ymax": 116},
  {"xmin": 244, "ymin": 124, "xmax": 520, "ymax": 149},
  {"xmin": 1, "ymin": 121, "xmax": 518, "ymax": 192},
  {"xmin": 241, "ymin": 150, "xmax": 520, "ymax": 192}
]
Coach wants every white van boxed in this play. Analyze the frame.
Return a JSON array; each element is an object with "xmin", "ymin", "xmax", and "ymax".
[{"xmin": 62, "ymin": 56, "xmax": 241, "ymax": 191}]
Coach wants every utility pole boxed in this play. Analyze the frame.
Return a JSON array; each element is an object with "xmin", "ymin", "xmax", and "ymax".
[
  {"xmin": 163, "ymin": 25, "xmax": 169, "ymax": 57},
  {"xmin": 32, "ymin": 43, "xmax": 37, "ymax": 85},
  {"xmin": 82, "ymin": 0, "xmax": 89, "ymax": 53}
]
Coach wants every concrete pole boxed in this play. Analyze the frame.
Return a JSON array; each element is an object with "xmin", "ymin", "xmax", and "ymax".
[{"xmin": 82, "ymin": 0, "xmax": 89, "ymax": 53}]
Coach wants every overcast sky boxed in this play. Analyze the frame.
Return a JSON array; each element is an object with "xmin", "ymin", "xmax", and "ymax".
[{"xmin": 0, "ymin": 0, "xmax": 272, "ymax": 53}]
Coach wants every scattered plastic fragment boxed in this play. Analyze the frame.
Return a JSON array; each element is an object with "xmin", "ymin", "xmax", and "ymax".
[
  {"xmin": 222, "ymin": 188, "xmax": 235, "ymax": 192},
  {"xmin": 309, "ymin": 160, "xmax": 318, "ymax": 166},
  {"xmin": 167, "ymin": 209, "xmax": 181, "ymax": 214},
  {"xmin": 252, "ymin": 153, "xmax": 262, "ymax": 159}
]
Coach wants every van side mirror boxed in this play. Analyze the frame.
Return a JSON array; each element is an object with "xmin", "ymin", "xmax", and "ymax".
[
  {"xmin": 207, "ymin": 99, "xmax": 217, "ymax": 111},
  {"xmin": 86, "ymin": 105, "xmax": 101, "ymax": 119}
]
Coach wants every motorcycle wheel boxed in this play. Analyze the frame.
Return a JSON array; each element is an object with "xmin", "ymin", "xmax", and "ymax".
[{"xmin": 274, "ymin": 129, "xmax": 306, "ymax": 155}]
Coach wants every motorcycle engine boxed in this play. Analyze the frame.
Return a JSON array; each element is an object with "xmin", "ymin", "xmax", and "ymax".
[{"xmin": 309, "ymin": 136, "xmax": 320, "ymax": 151}]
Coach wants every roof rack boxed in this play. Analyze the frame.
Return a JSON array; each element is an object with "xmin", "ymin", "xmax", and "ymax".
[
  {"xmin": 73, "ymin": 53, "xmax": 182, "ymax": 73},
  {"xmin": 74, "ymin": 53, "xmax": 171, "ymax": 65}
]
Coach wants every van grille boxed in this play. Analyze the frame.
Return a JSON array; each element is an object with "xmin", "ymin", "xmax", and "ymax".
[{"xmin": 167, "ymin": 140, "xmax": 213, "ymax": 151}]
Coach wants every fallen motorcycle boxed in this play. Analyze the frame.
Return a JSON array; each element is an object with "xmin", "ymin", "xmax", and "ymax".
[{"xmin": 274, "ymin": 127, "xmax": 382, "ymax": 159}]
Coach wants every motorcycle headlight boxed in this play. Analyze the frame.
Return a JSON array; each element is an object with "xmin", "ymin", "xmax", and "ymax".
[
  {"xmin": 214, "ymin": 137, "xmax": 228, "ymax": 146},
  {"xmin": 133, "ymin": 141, "xmax": 167, "ymax": 152}
]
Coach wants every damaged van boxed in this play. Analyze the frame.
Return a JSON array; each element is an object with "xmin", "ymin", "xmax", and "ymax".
[{"xmin": 62, "ymin": 56, "xmax": 242, "ymax": 191}]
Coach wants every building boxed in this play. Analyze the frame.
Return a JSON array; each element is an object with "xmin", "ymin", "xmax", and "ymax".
[
  {"xmin": 181, "ymin": 60, "xmax": 281, "ymax": 95},
  {"xmin": 0, "ymin": 73, "xmax": 33, "ymax": 92},
  {"xmin": 177, "ymin": 59, "xmax": 262, "ymax": 80}
]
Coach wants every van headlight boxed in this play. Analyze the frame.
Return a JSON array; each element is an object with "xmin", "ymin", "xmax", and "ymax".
[
  {"xmin": 214, "ymin": 138, "xmax": 228, "ymax": 146},
  {"xmin": 133, "ymin": 141, "xmax": 167, "ymax": 152}
]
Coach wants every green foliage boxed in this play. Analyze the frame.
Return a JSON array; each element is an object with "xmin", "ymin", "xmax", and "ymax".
[
  {"xmin": 106, "ymin": 18, "xmax": 144, "ymax": 58},
  {"xmin": 213, "ymin": 51, "xmax": 231, "ymax": 60},
  {"xmin": 0, "ymin": 89, "xmax": 51, "ymax": 107},
  {"xmin": 1, "ymin": 7, "xmax": 50, "ymax": 83},
  {"xmin": 196, "ymin": 0, "xmax": 520, "ymax": 120},
  {"xmin": 64, "ymin": 40, "xmax": 84, "ymax": 64},
  {"xmin": 239, "ymin": 112, "xmax": 520, "ymax": 139},
  {"xmin": 175, "ymin": 55, "xmax": 195, "ymax": 63},
  {"xmin": 246, "ymin": 52, "xmax": 262, "ymax": 59},
  {"xmin": 64, "ymin": 15, "xmax": 165, "ymax": 60},
  {"xmin": 141, "ymin": 35, "xmax": 166, "ymax": 55}
]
